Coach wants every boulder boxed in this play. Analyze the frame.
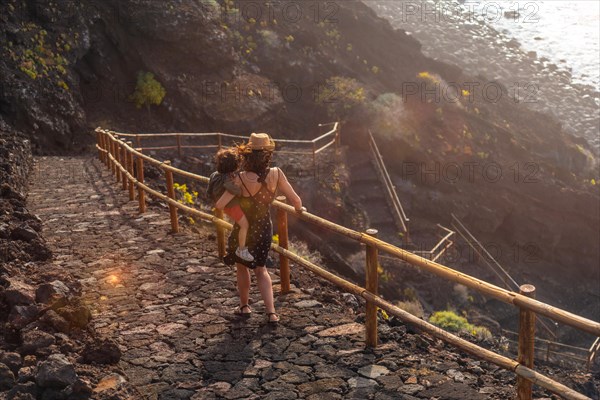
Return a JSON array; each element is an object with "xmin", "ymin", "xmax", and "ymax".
[
  {"xmin": 4, "ymin": 279, "xmax": 35, "ymax": 306},
  {"xmin": 57, "ymin": 305, "xmax": 91, "ymax": 329},
  {"xmin": 0, "ymin": 223, "xmax": 10, "ymax": 239},
  {"xmin": 36, "ymin": 281, "xmax": 71, "ymax": 304},
  {"xmin": 40, "ymin": 310, "xmax": 70, "ymax": 334},
  {"xmin": 72, "ymin": 377, "xmax": 94, "ymax": 397},
  {"xmin": 0, "ymin": 362, "xmax": 16, "ymax": 391},
  {"xmin": 21, "ymin": 330, "xmax": 56, "ymax": 355},
  {"xmin": 6, "ymin": 381, "xmax": 39, "ymax": 399},
  {"xmin": 10, "ymin": 225, "xmax": 39, "ymax": 242},
  {"xmin": 8, "ymin": 304, "xmax": 43, "ymax": 328},
  {"xmin": 0, "ymin": 184, "xmax": 25, "ymax": 202},
  {"xmin": 0, "ymin": 352, "xmax": 22, "ymax": 375},
  {"xmin": 35, "ymin": 354, "xmax": 77, "ymax": 388},
  {"xmin": 17, "ymin": 366, "xmax": 36, "ymax": 384},
  {"xmin": 82, "ymin": 339, "xmax": 121, "ymax": 365}
]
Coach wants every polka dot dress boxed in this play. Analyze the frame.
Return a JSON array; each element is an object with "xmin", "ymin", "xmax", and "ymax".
[{"xmin": 223, "ymin": 170, "xmax": 278, "ymax": 269}]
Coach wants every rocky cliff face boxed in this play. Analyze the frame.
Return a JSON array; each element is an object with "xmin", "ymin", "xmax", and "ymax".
[{"xmin": 1, "ymin": 0, "xmax": 598, "ymax": 333}]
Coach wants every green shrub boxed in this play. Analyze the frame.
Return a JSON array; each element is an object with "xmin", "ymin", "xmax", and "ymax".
[
  {"xmin": 366, "ymin": 93, "xmax": 406, "ymax": 139},
  {"xmin": 429, "ymin": 310, "xmax": 472, "ymax": 332},
  {"xmin": 131, "ymin": 71, "xmax": 166, "ymax": 110},
  {"xmin": 20, "ymin": 66, "xmax": 37, "ymax": 79},
  {"xmin": 316, "ymin": 76, "xmax": 366, "ymax": 120},
  {"xmin": 429, "ymin": 310, "xmax": 493, "ymax": 341},
  {"xmin": 472, "ymin": 326, "xmax": 492, "ymax": 341},
  {"xmin": 259, "ymin": 30, "xmax": 280, "ymax": 48}
]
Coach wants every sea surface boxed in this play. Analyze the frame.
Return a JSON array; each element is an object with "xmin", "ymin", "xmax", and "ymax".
[
  {"xmin": 478, "ymin": 0, "xmax": 600, "ymax": 90},
  {"xmin": 367, "ymin": 0, "xmax": 600, "ymax": 148}
]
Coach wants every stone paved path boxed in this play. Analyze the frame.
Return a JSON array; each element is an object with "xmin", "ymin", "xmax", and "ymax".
[{"xmin": 26, "ymin": 156, "xmax": 516, "ymax": 400}]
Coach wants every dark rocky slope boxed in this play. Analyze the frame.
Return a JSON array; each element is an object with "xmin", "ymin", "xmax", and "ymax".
[
  {"xmin": 0, "ymin": 133, "xmax": 141, "ymax": 399},
  {"xmin": 0, "ymin": 0, "xmax": 598, "ymax": 344}
]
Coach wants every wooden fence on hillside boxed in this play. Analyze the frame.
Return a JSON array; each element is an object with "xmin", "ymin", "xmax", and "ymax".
[
  {"xmin": 95, "ymin": 128, "xmax": 599, "ymax": 400},
  {"xmin": 108, "ymin": 123, "xmax": 340, "ymax": 175}
]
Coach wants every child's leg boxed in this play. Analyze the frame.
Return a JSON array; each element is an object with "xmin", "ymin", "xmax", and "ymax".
[{"xmin": 237, "ymin": 214, "xmax": 249, "ymax": 249}]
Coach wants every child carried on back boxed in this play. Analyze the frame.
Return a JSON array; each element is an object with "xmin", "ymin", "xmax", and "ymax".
[{"xmin": 207, "ymin": 148, "xmax": 254, "ymax": 262}]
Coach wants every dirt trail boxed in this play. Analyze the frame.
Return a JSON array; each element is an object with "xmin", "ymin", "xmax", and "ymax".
[{"xmin": 26, "ymin": 155, "xmax": 527, "ymax": 400}]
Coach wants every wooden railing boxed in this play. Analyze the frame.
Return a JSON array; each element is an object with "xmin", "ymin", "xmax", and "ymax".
[
  {"xmin": 411, "ymin": 223, "xmax": 455, "ymax": 263},
  {"xmin": 502, "ymin": 329, "xmax": 593, "ymax": 364},
  {"xmin": 589, "ymin": 337, "xmax": 600, "ymax": 369},
  {"xmin": 368, "ymin": 130, "xmax": 409, "ymax": 236},
  {"xmin": 109, "ymin": 123, "xmax": 340, "ymax": 174},
  {"xmin": 451, "ymin": 213, "xmax": 600, "ymax": 365},
  {"xmin": 95, "ymin": 128, "xmax": 599, "ymax": 400}
]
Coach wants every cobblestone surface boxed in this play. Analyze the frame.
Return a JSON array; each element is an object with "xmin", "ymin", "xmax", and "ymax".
[{"xmin": 26, "ymin": 156, "xmax": 534, "ymax": 399}]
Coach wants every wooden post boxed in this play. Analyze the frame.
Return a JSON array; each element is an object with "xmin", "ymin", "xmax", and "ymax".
[
  {"xmin": 177, "ymin": 134, "xmax": 182, "ymax": 158},
  {"xmin": 101, "ymin": 132, "xmax": 108, "ymax": 165},
  {"xmin": 335, "ymin": 125, "xmax": 341, "ymax": 151},
  {"xmin": 96, "ymin": 130, "xmax": 102, "ymax": 161},
  {"xmin": 365, "ymin": 228, "xmax": 379, "ymax": 348},
  {"xmin": 312, "ymin": 142, "xmax": 317, "ymax": 178},
  {"xmin": 121, "ymin": 141, "xmax": 128, "ymax": 191},
  {"xmin": 217, "ymin": 134, "xmax": 222, "ymax": 150},
  {"xmin": 98, "ymin": 131, "xmax": 104, "ymax": 164},
  {"xmin": 164, "ymin": 161, "xmax": 179, "ymax": 233},
  {"xmin": 517, "ymin": 284, "xmax": 536, "ymax": 400},
  {"xmin": 115, "ymin": 140, "xmax": 122, "ymax": 183},
  {"xmin": 109, "ymin": 136, "xmax": 116, "ymax": 175},
  {"xmin": 136, "ymin": 134, "xmax": 142, "ymax": 149},
  {"xmin": 136, "ymin": 150, "xmax": 146, "ymax": 213},
  {"xmin": 277, "ymin": 196, "xmax": 291, "ymax": 294},
  {"xmin": 215, "ymin": 208, "xmax": 226, "ymax": 258},
  {"xmin": 126, "ymin": 141, "xmax": 135, "ymax": 201}
]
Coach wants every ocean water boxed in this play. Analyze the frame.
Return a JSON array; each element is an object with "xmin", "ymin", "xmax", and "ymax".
[
  {"xmin": 476, "ymin": 0, "xmax": 600, "ymax": 90},
  {"xmin": 368, "ymin": 0, "xmax": 600, "ymax": 147}
]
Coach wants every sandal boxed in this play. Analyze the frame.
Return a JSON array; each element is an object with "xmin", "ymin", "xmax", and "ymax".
[
  {"xmin": 235, "ymin": 304, "xmax": 252, "ymax": 317},
  {"xmin": 266, "ymin": 312, "xmax": 280, "ymax": 324}
]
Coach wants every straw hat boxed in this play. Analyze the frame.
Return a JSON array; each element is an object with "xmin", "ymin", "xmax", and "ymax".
[{"xmin": 247, "ymin": 133, "xmax": 275, "ymax": 151}]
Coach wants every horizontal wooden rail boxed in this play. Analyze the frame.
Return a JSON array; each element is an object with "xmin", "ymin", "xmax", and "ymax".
[
  {"xmin": 106, "ymin": 125, "xmax": 339, "ymax": 169},
  {"xmin": 96, "ymin": 128, "xmax": 596, "ymax": 400},
  {"xmin": 109, "ymin": 125, "xmax": 338, "ymax": 144}
]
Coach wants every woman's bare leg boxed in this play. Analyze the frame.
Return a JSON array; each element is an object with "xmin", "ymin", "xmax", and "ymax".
[
  {"xmin": 236, "ymin": 263, "xmax": 251, "ymax": 313},
  {"xmin": 254, "ymin": 267, "xmax": 279, "ymax": 322}
]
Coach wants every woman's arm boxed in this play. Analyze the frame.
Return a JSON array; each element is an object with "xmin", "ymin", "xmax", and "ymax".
[{"xmin": 275, "ymin": 168, "xmax": 303, "ymax": 211}]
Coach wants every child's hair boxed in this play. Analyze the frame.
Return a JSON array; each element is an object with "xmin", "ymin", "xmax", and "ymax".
[{"xmin": 215, "ymin": 148, "xmax": 240, "ymax": 174}]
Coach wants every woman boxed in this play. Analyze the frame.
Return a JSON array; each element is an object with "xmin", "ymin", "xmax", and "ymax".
[{"xmin": 216, "ymin": 133, "xmax": 303, "ymax": 324}]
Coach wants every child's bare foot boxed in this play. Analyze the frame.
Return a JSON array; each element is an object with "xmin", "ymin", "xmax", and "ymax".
[{"xmin": 236, "ymin": 247, "xmax": 254, "ymax": 262}]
